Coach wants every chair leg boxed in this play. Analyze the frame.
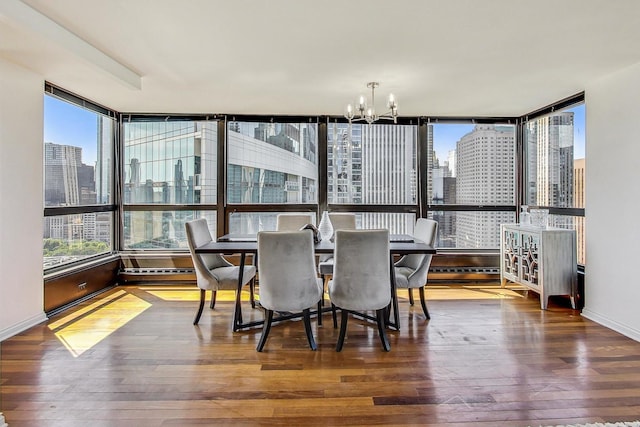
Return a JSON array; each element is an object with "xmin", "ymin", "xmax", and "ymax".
[
  {"xmin": 385, "ymin": 301, "xmax": 391, "ymax": 325},
  {"xmin": 408, "ymin": 288, "xmax": 415, "ymax": 306},
  {"xmin": 257, "ymin": 309, "xmax": 274, "ymax": 352},
  {"xmin": 317, "ymin": 300, "xmax": 323, "ymax": 326},
  {"xmin": 209, "ymin": 290, "xmax": 217, "ymax": 309},
  {"xmin": 419, "ymin": 287, "xmax": 431, "ymax": 319},
  {"xmin": 193, "ymin": 289, "xmax": 206, "ymax": 325},
  {"xmin": 376, "ymin": 309, "xmax": 391, "ymax": 352},
  {"xmin": 250, "ymin": 278, "xmax": 256, "ymax": 309},
  {"xmin": 331, "ymin": 303, "xmax": 338, "ymax": 329},
  {"xmin": 336, "ymin": 309, "xmax": 349, "ymax": 352},
  {"xmin": 303, "ymin": 308, "xmax": 317, "ymax": 351}
]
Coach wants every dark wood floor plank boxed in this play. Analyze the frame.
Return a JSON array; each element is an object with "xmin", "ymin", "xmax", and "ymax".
[{"xmin": 2, "ymin": 283, "xmax": 640, "ymax": 426}]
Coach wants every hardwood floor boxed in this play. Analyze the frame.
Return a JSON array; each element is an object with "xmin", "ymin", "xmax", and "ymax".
[{"xmin": 2, "ymin": 283, "xmax": 640, "ymax": 426}]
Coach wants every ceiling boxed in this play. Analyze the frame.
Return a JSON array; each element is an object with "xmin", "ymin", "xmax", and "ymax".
[{"xmin": 1, "ymin": 0, "xmax": 640, "ymax": 117}]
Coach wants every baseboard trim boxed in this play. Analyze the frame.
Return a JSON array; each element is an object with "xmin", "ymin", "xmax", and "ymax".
[
  {"xmin": 581, "ymin": 308, "xmax": 640, "ymax": 342},
  {"xmin": 0, "ymin": 312, "xmax": 47, "ymax": 342}
]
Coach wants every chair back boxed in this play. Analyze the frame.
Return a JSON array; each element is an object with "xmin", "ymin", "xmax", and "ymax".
[
  {"xmin": 185, "ymin": 219, "xmax": 231, "ymax": 289},
  {"xmin": 330, "ymin": 229, "xmax": 391, "ymax": 311},
  {"xmin": 276, "ymin": 213, "xmax": 314, "ymax": 231},
  {"xmin": 257, "ymin": 230, "xmax": 322, "ymax": 312},
  {"xmin": 400, "ymin": 218, "xmax": 438, "ymax": 277},
  {"xmin": 328, "ymin": 213, "xmax": 356, "ymax": 232}
]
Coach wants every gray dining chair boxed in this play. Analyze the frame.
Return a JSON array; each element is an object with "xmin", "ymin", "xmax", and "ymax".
[
  {"xmin": 328, "ymin": 229, "xmax": 391, "ymax": 352},
  {"xmin": 394, "ymin": 218, "xmax": 438, "ymax": 319},
  {"xmin": 317, "ymin": 213, "xmax": 357, "ymax": 326},
  {"xmin": 256, "ymin": 230, "xmax": 324, "ymax": 352},
  {"xmin": 276, "ymin": 213, "xmax": 314, "ymax": 231},
  {"xmin": 185, "ymin": 218, "xmax": 256, "ymax": 325}
]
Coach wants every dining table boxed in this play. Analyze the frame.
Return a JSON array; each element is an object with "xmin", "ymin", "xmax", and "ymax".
[{"xmin": 195, "ymin": 233, "xmax": 436, "ymax": 332}]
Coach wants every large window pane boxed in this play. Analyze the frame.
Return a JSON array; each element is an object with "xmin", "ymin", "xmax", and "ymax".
[
  {"xmin": 355, "ymin": 212, "xmax": 416, "ymax": 234},
  {"xmin": 227, "ymin": 211, "xmax": 414, "ymax": 235},
  {"xmin": 548, "ymin": 214, "xmax": 586, "ymax": 266},
  {"xmin": 228, "ymin": 212, "xmax": 317, "ymax": 235},
  {"xmin": 525, "ymin": 102, "xmax": 585, "ymax": 265},
  {"xmin": 44, "ymin": 93, "xmax": 115, "ymax": 270},
  {"xmin": 227, "ymin": 121, "xmax": 317, "ymax": 204},
  {"xmin": 328, "ymin": 123, "xmax": 417, "ymax": 204},
  {"xmin": 428, "ymin": 211, "xmax": 516, "ymax": 249},
  {"xmin": 429, "ymin": 123, "xmax": 516, "ymax": 206},
  {"xmin": 123, "ymin": 121, "xmax": 217, "ymax": 204},
  {"xmin": 428, "ymin": 123, "xmax": 516, "ymax": 250},
  {"xmin": 43, "ymin": 213, "xmax": 113, "ymax": 268},
  {"xmin": 525, "ymin": 104, "xmax": 585, "ymax": 209},
  {"xmin": 44, "ymin": 95, "xmax": 114, "ymax": 207},
  {"xmin": 123, "ymin": 210, "xmax": 216, "ymax": 249}
]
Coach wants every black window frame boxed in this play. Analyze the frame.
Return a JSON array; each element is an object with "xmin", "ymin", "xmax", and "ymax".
[{"xmin": 43, "ymin": 83, "xmax": 119, "ymax": 273}]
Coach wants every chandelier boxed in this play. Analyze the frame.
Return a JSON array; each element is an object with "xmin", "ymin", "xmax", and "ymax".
[{"xmin": 344, "ymin": 82, "xmax": 398, "ymax": 125}]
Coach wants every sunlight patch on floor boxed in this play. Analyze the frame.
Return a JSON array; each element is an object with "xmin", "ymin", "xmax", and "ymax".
[
  {"xmin": 49, "ymin": 293, "xmax": 151, "ymax": 357},
  {"xmin": 144, "ymin": 288, "xmax": 253, "ymax": 302},
  {"xmin": 397, "ymin": 284, "xmax": 525, "ymax": 301}
]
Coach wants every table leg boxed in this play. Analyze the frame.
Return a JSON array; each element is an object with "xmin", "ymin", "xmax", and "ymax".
[
  {"xmin": 388, "ymin": 254, "xmax": 400, "ymax": 330},
  {"xmin": 232, "ymin": 253, "xmax": 246, "ymax": 332}
]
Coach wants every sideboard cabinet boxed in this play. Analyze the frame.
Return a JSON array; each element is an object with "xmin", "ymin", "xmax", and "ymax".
[{"xmin": 500, "ymin": 224, "xmax": 577, "ymax": 310}]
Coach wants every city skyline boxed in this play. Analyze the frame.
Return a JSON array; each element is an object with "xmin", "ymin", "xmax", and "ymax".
[
  {"xmin": 44, "ymin": 96, "xmax": 587, "ymax": 168},
  {"xmin": 42, "ymin": 94, "xmax": 585, "ymax": 265}
]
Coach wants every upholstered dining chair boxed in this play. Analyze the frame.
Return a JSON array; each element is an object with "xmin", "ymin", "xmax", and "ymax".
[
  {"xmin": 394, "ymin": 218, "xmax": 438, "ymax": 319},
  {"xmin": 256, "ymin": 230, "xmax": 324, "ymax": 352},
  {"xmin": 276, "ymin": 213, "xmax": 314, "ymax": 231},
  {"xmin": 328, "ymin": 229, "xmax": 392, "ymax": 352},
  {"xmin": 317, "ymin": 213, "xmax": 357, "ymax": 327},
  {"xmin": 185, "ymin": 218, "xmax": 256, "ymax": 325}
]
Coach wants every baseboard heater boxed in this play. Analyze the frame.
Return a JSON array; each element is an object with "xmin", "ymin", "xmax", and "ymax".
[
  {"xmin": 119, "ymin": 266, "xmax": 500, "ymax": 283},
  {"xmin": 119, "ymin": 268, "xmax": 196, "ymax": 283}
]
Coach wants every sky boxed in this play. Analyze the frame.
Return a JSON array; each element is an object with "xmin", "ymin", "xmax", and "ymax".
[{"xmin": 44, "ymin": 95, "xmax": 99, "ymax": 164}]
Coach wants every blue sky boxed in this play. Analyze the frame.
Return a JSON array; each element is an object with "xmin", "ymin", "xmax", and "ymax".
[
  {"xmin": 572, "ymin": 104, "xmax": 586, "ymax": 158},
  {"xmin": 44, "ymin": 95, "xmax": 99, "ymax": 164}
]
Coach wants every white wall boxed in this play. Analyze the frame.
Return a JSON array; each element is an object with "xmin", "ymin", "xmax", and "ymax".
[
  {"xmin": 581, "ymin": 61, "xmax": 640, "ymax": 341},
  {"xmin": 0, "ymin": 58, "xmax": 47, "ymax": 341}
]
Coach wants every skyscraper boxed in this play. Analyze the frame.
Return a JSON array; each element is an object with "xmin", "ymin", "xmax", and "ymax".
[
  {"xmin": 44, "ymin": 142, "xmax": 86, "ymax": 206},
  {"xmin": 455, "ymin": 125, "xmax": 516, "ymax": 248},
  {"xmin": 526, "ymin": 112, "xmax": 574, "ymax": 207},
  {"xmin": 328, "ymin": 123, "xmax": 417, "ymax": 233},
  {"xmin": 44, "ymin": 142, "xmax": 102, "ymax": 245}
]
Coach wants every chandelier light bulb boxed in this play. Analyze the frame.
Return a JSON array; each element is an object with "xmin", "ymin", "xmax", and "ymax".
[
  {"xmin": 388, "ymin": 93, "xmax": 396, "ymax": 109},
  {"xmin": 358, "ymin": 95, "xmax": 367, "ymax": 113},
  {"xmin": 345, "ymin": 104, "xmax": 354, "ymax": 119}
]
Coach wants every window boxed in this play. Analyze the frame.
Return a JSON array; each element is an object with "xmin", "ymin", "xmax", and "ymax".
[
  {"xmin": 227, "ymin": 120, "xmax": 318, "ymax": 204},
  {"xmin": 224, "ymin": 119, "xmax": 318, "ymax": 235},
  {"xmin": 124, "ymin": 121, "xmax": 216, "ymax": 205},
  {"xmin": 524, "ymin": 101, "xmax": 586, "ymax": 264},
  {"xmin": 122, "ymin": 120, "xmax": 218, "ymax": 249},
  {"xmin": 328, "ymin": 123, "xmax": 417, "ymax": 205},
  {"xmin": 428, "ymin": 122, "xmax": 517, "ymax": 249},
  {"xmin": 525, "ymin": 104, "xmax": 585, "ymax": 209},
  {"xmin": 43, "ymin": 91, "xmax": 116, "ymax": 269},
  {"xmin": 327, "ymin": 122, "xmax": 418, "ymax": 233}
]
